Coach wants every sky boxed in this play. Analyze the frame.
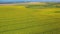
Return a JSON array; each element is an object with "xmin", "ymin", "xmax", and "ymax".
[{"xmin": 0, "ymin": 0, "xmax": 60, "ymax": 2}]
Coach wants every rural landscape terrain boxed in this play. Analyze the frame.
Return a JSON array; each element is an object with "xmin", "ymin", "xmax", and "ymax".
[{"xmin": 0, "ymin": 2, "xmax": 60, "ymax": 34}]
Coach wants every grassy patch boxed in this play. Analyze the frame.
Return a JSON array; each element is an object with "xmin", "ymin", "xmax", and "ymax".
[
  {"xmin": 55, "ymin": 11, "xmax": 60, "ymax": 13},
  {"xmin": 0, "ymin": 6, "xmax": 60, "ymax": 34}
]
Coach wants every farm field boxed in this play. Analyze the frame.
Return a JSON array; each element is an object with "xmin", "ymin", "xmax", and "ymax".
[{"xmin": 0, "ymin": 6, "xmax": 60, "ymax": 34}]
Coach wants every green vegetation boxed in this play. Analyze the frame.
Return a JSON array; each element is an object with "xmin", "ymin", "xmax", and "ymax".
[
  {"xmin": 55, "ymin": 11, "xmax": 60, "ymax": 13},
  {"xmin": 26, "ymin": 2, "xmax": 60, "ymax": 8},
  {"xmin": 0, "ymin": 6, "xmax": 60, "ymax": 34}
]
